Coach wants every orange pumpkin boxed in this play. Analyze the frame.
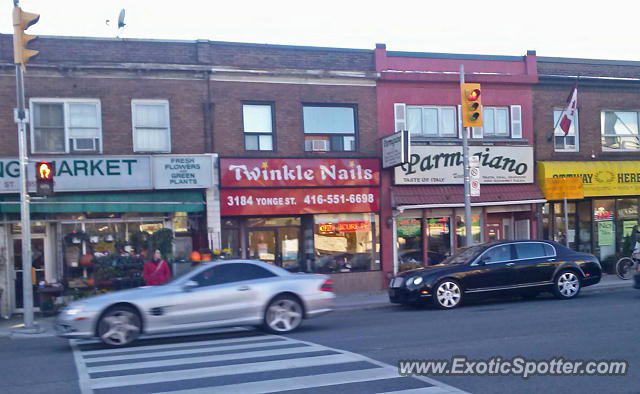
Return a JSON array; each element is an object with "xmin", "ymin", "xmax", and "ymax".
[
  {"xmin": 79, "ymin": 254, "xmax": 93, "ymax": 267},
  {"xmin": 200, "ymin": 253, "xmax": 212, "ymax": 261},
  {"xmin": 86, "ymin": 278, "xmax": 95, "ymax": 286},
  {"xmin": 189, "ymin": 251, "xmax": 201, "ymax": 262}
]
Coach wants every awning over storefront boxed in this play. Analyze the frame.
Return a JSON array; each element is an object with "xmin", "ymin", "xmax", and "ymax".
[
  {"xmin": 538, "ymin": 161, "xmax": 640, "ymax": 199},
  {"xmin": 0, "ymin": 190, "xmax": 205, "ymax": 213},
  {"xmin": 392, "ymin": 184, "xmax": 545, "ymax": 210}
]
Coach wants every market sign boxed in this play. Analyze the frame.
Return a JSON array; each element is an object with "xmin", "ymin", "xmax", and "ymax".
[
  {"xmin": 538, "ymin": 161, "xmax": 640, "ymax": 198},
  {"xmin": 382, "ymin": 131, "xmax": 410, "ymax": 169},
  {"xmin": 541, "ymin": 177, "xmax": 584, "ymax": 200},
  {"xmin": 153, "ymin": 155, "xmax": 213, "ymax": 189},
  {"xmin": 219, "ymin": 158, "xmax": 379, "ymax": 188},
  {"xmin": 220, "ymin": 187, "xmax": 379, "ymax": 215},
  {"xmin": 0, "ymin": 155, "xmax": 214, "ymax": 193},
  {"xmin": 394, "ymin": 146, "xmax": 533, "ymax": 185}
]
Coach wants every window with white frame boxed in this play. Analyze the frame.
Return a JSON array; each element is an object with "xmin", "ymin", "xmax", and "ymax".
[
  {"xmin": 407, "ymin": 105, "xmax": 456, "ymax": 137},
  {"xmin": 397, "ymin": 103, "xmax": 522, "ymax": 139},
  {"xmin": 243, "ymin": 103, "xmax": 273, "ymax": 151},
  {"xmin": 553, "ymin": 109, "xmax": 578, "ymax": 151},
  {"xmin": 303, "ymin": 105, "xmax": 356, "ymax": 152},
  {"xmin": 132, "ymin": 100, "xmax": 171, "ymax": 153},
  {"xmin": 601, "ymin": 110, "xmax": 640, "ymax": 151},
  {"xmin": 30, "ymin": 99, "xmax": 102, "ymax": 154}
]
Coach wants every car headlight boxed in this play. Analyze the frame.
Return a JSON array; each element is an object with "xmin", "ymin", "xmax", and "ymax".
[
  {"xmin": 406, "ymin": 276, "xmax": 423, "ymax": 287},
  {"xmin": 65, "ymin": 303, "xmax": 85, "ymax": 315}
]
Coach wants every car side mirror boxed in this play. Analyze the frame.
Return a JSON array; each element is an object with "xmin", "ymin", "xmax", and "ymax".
[{"xmin": 182, "ymin": 280, "xmax": 198, "ymax": 292}]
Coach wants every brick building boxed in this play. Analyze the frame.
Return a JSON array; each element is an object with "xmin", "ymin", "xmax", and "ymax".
[
  {"xmin": 375, "ymin": 44, "xmax": 545, "ymax": 276},
  {"xmin": 534, "ymin": 57, "xmax": 640, "ymax": 270},
  {"xmin": 0, "ymin": 35, "xmax": 382, "ymax": 316}
]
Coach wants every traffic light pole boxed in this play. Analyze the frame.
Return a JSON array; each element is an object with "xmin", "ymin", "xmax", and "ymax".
[
  {"xmin": 459, "ymin": 64, "xmax": 472, "ymax": 247},
  {"xmin": 14, "ymin": 64, "xmax": 38, "ymax": 332}
]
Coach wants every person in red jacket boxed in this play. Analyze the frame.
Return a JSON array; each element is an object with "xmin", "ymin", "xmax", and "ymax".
[{"xmin": 143, "ymin": 249, "xmax": 170, "ymax": 285}]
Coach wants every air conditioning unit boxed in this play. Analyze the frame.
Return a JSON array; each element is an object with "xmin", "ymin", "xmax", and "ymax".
[
  {"xmin": 306, "ymin": 139, "xmax": 329, "ymax": 152},
  {"xmin": 70, "ymin": 138, "xmax": 99, "ymax": 152}
]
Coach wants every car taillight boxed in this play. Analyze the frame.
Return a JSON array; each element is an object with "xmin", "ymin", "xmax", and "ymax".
[{"xmin": 320, "ymin": 279, "xmax": 333, "ymax": 292}]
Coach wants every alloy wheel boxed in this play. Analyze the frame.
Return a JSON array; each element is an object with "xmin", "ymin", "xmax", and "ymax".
[
  {"xmin": 435, "ymin": 281, "xmax": 462, "ymax": 308},
  {"xmin": 557, "ymin": 272, "xmax": 580, "ymax": 298},
  {"xmin": 265, "ymin": 298, "xmax": 303, "ymax": 333},
  {"xmin": 98, "ymin": 309, "xmax": 141, "ymax": 346}
]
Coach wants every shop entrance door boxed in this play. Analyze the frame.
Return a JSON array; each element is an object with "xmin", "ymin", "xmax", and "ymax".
[
  {"xmin": 248, "ymin": 227, "xmax": 300, "ymax": 271},
  {"xmin": 12, "ymin": 236, "xmax": 46, "ymax": 310}
]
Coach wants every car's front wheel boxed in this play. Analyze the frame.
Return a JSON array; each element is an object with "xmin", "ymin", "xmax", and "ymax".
[
  {"xmin": 263, "ymin": 295, "xmax": 303, "ymax": 334},
  {"xmin": 433, "ymin": 280, "xmax": 463, "ymax": 309},
  {"xmin": 97, "ymin": 306, "xmax": 141, "ymax": 347},
  {"xmin": 553, "ymin": 270, "xmax": 581, "ymax": 300}
]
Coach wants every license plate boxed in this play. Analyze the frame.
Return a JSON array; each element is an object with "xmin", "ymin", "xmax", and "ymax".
[{"xmin": 390, "ymin": 277, "xmax": 403, "ymax": 288}]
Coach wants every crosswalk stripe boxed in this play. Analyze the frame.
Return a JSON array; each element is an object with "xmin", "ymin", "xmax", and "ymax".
[
  {"xmin": 89, "ymin": 353, "xmax": 363, "ymax": 389},
  {"xmin": 154, "ymin": 367, "xmax": 402, "ymax": 394},
  {"xmin": 380, "ymin": 387, "xmax": 454, "ymax": 394},
  {"xmin": 81, "ymin": 334, "xmax": 283, "ymax": 356},
  {"xmin": 85, "ymin": 344, "xmax": 329, "ymax": 373},
  {"xmin": 83, "ymin": 339, "xmax": 305, "ymax": 364}
]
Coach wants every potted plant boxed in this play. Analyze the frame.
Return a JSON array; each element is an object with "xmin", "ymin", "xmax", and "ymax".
[
  {"xmin": 64, "ymin": 230, "xmax": 89, "ymax": 245},
  {"xmin": 131, "ymin": 231, "xmax": 151, "ymax": 254},
  {"xmin": 151, "ymin": 228, "xmax": 174, "ymax": 257}
]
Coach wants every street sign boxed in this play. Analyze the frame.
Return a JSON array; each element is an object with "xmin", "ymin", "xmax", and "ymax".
[
  {"xmin": 543, "ymin": 177, "xmax": 584, "ymax": 200},
  {"xmin": 382, "ymin": 130, "xmax": 410, "ymax": 169}
]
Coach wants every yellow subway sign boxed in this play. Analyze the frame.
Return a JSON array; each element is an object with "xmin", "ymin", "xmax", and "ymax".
[{"xmin": 538, "ymin": 161, "xmax": 640, "ymax": 198}]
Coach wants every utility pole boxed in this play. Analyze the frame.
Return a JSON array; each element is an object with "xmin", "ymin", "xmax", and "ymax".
[{"xmin": 12, "ymin": 1, "xmax": 41, "ymax": 333}]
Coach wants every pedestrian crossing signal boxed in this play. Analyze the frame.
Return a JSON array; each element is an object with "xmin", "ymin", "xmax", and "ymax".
[{"xmin": 35, "ymin": 161, "xmax": 53, "ymax": 196}]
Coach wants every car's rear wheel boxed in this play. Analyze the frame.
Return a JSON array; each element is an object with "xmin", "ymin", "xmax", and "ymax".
[
  {"xmin": 553, "ymin": 270, "xmax": 581, "ymax": 300},
  {"xmin": 97, "ymin": 306, "xmax": 141, "ymax": 346},
  {"xmin": 433, "ymin": 280, "xmax": 463, "ymax": 309},
  {"xmin": 263, "ymin": 295, "xmax": 303, "ymax": 334}
]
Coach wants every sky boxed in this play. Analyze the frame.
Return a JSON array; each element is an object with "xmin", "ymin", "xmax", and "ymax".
[{"xmin": 3, "ymin": 0, "xmax": 640, "ymax": 61}]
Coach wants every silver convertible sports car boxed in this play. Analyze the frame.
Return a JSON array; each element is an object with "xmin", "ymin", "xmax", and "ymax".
[{"xmin": 56, "ymin": 260, "xmax": 334, "ymax": 346}]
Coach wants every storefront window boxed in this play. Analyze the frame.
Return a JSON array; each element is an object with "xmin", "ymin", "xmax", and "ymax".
[
  {"xmin": 248, "ymin": 217, "xmax": 300, "ymax": 227},
  {"xmin": 313, "ymin": 213, "xmax": 379, "ymax": 273},
  {"xmin": 426, "ymin": 217, "xmax": 451, "ymax": 257},
  {"xmin": 221, "ymin": 219, "xmax": 241, "ymax": 258},
  {"xmin": 616, "ymin": 198, "xmax": 639, "ymax": 256},
  {"xmin": 456, "ymin": 214, "xmax": 481, "ymax": 246},
  {"xmin": 61, "ymin": 216, "xmax": 166, "ymax": 291},
  {"xmin": 593, "ymin": 199, "xmax": 615, "ymax": 265},
  {"xmin": 576, "ymin": 200, "xmax": 592, "ymax": 253},
  {"xmin": 397, "ymin": 218, "xmax": 421, "ymax": 272}
]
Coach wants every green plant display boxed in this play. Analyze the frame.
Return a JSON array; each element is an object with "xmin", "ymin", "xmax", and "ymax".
[{"xmin": 152, "ymin": 228, "xmax": 174, "ymax": 257}]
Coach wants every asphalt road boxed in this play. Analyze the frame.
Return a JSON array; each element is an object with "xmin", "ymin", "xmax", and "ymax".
[
  {"xmin": 288, "ymin": 287, "xmax": 640, "ymax": 394},
  {"xmin": 0, "ymin": 287, "xmax": 637, "ymax": 394}
]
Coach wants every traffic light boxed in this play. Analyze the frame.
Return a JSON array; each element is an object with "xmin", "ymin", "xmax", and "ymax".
[
  {"xmin": 460, "ymin": 83, "xmax": 482, "ymax": 127},
  {"xmin": 12, "ymin": 5, "xmax": 40, "ymax": 72},
  {"xmin": 35, "ymin": 161, "xmax": 53, "ymax": 196}
]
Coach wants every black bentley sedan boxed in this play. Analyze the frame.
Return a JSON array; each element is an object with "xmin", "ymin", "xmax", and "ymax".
[{"xmin": 389, "ymin": 240, "xmax": 602, "ymax": 309}]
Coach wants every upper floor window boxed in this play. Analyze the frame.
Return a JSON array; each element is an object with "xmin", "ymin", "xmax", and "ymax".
[
  {"xmin": 30, "ymin": 99, "xmax": 102, "ymax": 154},
  {"xmin": 243, "ymin": 103, "xmax": 274, "ymax": 151},
  {"xmin": 553, "ymin": 109, "xmax": 579, "ymax": 151},
  {"xmin": 303, "ymin": 105, "xmax": 356, "ymax": 152},
  {"xmin": 396, "ymin": 103, "xmax": 522, "ymax": 140},
  {"xmin": 601, "ymin": 110, "xmax": 640, "ymax": 151},
  {"xmin": 132, "ymin": 100, "xmax": 171, "ymax": 153},
  {"xmin": 407, "ymin": 105, "xmax": 456, "ymax": 137}
]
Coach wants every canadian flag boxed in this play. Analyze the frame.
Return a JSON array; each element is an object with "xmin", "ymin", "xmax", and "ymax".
[{"xmin": 558, "ymin": 85, "xmax": 577, "ymax": 136}]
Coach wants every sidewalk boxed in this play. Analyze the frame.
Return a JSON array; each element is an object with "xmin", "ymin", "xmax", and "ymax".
[{"xmin": 0, "ymin": 274, "xmax": 633, "ymax": 338}]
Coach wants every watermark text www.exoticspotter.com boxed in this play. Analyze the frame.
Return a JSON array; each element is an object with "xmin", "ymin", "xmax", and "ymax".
[{"xmin": 398, "ymin": 356, "xmax": 628, "ymax": 379}]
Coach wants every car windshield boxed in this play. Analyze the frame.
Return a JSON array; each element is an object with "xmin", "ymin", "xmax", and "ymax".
[{"xmin": 439, "ymin": 245, "xmax": 483, "ymax": 265}]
